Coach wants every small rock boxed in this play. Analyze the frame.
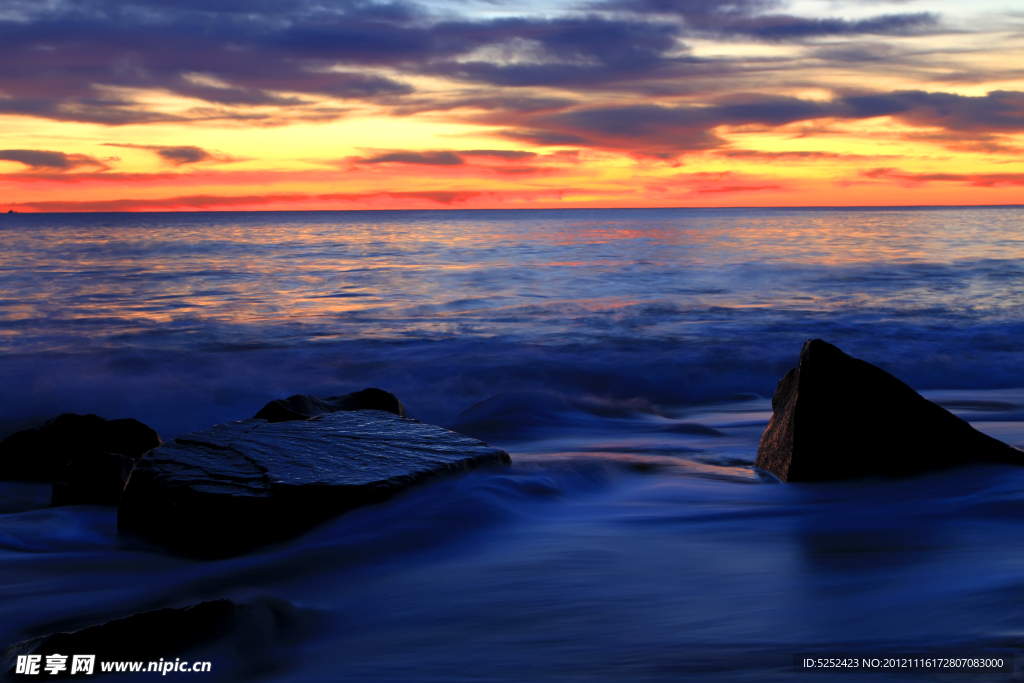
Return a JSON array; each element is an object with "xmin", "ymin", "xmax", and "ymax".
[
  {"xmin": 0, "ymin": 414, "xmax": 160, "ymax": 482},
  {"xmin": 253, "ymin": 388, "xmax": 406, "ymax": 422},
  {"xmin": 119, "ymin": 410, "xmax": 510, "ymax": 557},
  {"xmin": 756, "ymin": 339, "xmax": 1024, "ymax": 481}
]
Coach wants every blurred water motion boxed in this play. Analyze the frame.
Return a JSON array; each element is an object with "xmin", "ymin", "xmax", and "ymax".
[{"xmin": 1, "ymin": 207, "xmax": 1024, "ymax": 680}]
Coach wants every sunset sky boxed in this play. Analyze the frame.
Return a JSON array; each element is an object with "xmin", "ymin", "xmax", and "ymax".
[{"xmin": 1, "ymin": 0, "xmax": 1022, "ymax": 211}]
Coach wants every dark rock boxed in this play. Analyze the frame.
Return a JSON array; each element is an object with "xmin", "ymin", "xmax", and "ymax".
[
  {"xmin": 51, "ymin": 452, "xmax": 136, "ymax": 506},
  {"xmin": 3, "ymin": 601, "xmax": 234, "ymax": 676},
  {"xmin": 118, "ymin": 410, "xmax": 511, "ymax": 557},
  {"xmin": 254, "ymin": 388, "xmax": 406, "ymax": 422},
  {"xmin": 755, "ymin": 339, "xmax": 1024, "ymax": 481},
  {"xmin": 0, "ymin": 414, "xmax": 160, "ymax": 482},
  {"xmin": 2, "ymin": 597, "xmax": 312, "ymax": 678}
]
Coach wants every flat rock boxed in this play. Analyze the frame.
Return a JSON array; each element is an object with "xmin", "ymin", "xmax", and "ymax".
[
  {"xmin": 118, "ymin": 410, "xmax": 511, "ymax": 557},
  {"xmin": 756, "ymin": 339, "xmax": 1024, "ymax": 481},
  {"xmin": 0, "ymin": 414, "xmax": 160, "ymax": 482},
  {"xmin": 253, "ymin": 388, "xmax": 405, "ymax": 422}
]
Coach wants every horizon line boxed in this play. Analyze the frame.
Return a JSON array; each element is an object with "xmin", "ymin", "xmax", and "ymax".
[{"xmin": 4, "ymin": 203, "xmax": 1024, "ymax": 216}]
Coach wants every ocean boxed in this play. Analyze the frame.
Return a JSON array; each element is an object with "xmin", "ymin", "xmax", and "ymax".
[{"xmin": 1, "ymin": 206, "xmax": 1024, "ymax": 680}]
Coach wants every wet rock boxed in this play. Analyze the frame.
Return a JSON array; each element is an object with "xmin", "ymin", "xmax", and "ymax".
[
  {"xmin": 253, "ymin": 388, "xmax": 406, "ymax": 422},
  {"xmin": 755, "ymin": 339, "xmax": 1024, "ymax": 481},
  {"xmin": 118, "ymin": 410, "xmax": 511, "ymax": 557},
  {"xmin": 2, "ymin": 597, "xmax": 312, "ymax": 678},
  {"xmin": 51, "ymin": 452, "xmax": 136, "ymax": 506},
  {"xmin": 0, "ymin": 414, "xmax": 160, "ymax": 482},
  {"xmin": 3, "ymin": 601, "xmax": 234, "ymax": 676}
]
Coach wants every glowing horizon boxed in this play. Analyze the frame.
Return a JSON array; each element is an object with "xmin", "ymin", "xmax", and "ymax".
[{"xmin": 1, "ymin": 0, "xmax": 1022, "ymax": 212}]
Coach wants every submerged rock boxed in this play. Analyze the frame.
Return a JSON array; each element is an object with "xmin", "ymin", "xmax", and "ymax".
[
  {"xmin": 756, "ymin": 339, "xmax": 1024, "ymax": 481},
  {"xmin": 253, "ymin": 388, "xmax": 406, "ymax": 423},
  {"xmin": 0, "ymin": 414, "xmax": 160, "ymax": 482},
  {"xmin": 118, "ymin": 410, "xmax": 511, "ymax": 557},
  {"xmin": 445, "ymin": 391, "xmax": 722, "ymax": 443}
]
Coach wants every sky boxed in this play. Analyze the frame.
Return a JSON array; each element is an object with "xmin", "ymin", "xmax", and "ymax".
[{"xmin": 0, "ymin": 0, "xmax": 1022, "ymax": 211}]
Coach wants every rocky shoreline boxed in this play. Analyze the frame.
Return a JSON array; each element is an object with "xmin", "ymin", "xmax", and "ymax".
[{"xmin": 3, "ymin": 345, "xmax": 1024, "ymax": 676}]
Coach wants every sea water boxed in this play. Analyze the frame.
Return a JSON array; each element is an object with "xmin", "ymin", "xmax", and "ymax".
[{"xmin": 1, "ymin": 207, "xmax": 1023, "ymax": 680}]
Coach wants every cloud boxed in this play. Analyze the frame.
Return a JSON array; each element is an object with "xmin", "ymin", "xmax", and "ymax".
[
  {"xmin": 898, "ymin": 131, "xmax": 1022, "ymax": 155},
  {"xmin": 488, "ymin": 89, "xmax": 1024, "ymax": 157},
  {"xmin": 5, "ymin": 187, "xmax": 487, "ymax": 212},
  {"xmin": 0, "ymin": 0, "xmax": 419, "ymax": 125},
  {"xmin": 492, "ymin": 96, "xmax": 839, "ymax": 156},
  {"xmin": 0, "ymin": 0, "xmax": 1012, "ymax": 172},
  {"xmin": 0, "ymin": 149, "xmax": 109, "ymax": 171},
  {"xmin": 103, "ymin": 144, "xmax": 236, "ymax": 165},
  {"xmin": 696, "ymin": 184, "xmax": 781, "ymax": 193},
  {"xmin": 347, "ymin": 148, "xmax": 543, "ymax": 168},
  {"xmin": 356, "ymin": 151, "xmax": 465, "ymax": 166},
  {"xmin": 153, "ymin": 146, "xmax": 214, "ymax": 165},
  {"xmin": 2, "ymin": 0, "xmax": 938, "ymax": 127},
  {"xmin": 383, "ymin": 191, "xmax": 480, "ymax": 203},
  {"xmin": 597, "ymin": 0, "xmax": 940, "ymax": 41},
  {"xmin": 0, "ymin": 171, "xmax": 180, "ymax": 183},
  {"xmin": 5, "ymin": 193, "xmax": 309, "ymax": 212},
  {"xmin": 862, "ymin": 168, "xmax": 1024, "ymax": 187},
  {"xmin": 489, "ymin": 166, "xmax": 544, "ymax": 175},
  {"xmin": 426, "ymin": 15, "xmax": 691, "ymax": 89},
  {"xmin": 459, "ymin": 150, "xmax": 538, "ymax": 160},
  {"xmin": 714, "ymin": 149, "xmax": 896, "ymax": 161},
  {"xmin": 699, "ymin": 12, "xmax": 940, "ymax": 41},
  {"xmin": 868, "ymin": 90, "xmax": 1024, "ymax": 133},
  {"xmin": 318, "ymin": 191, "xmax": 481, "ymax": 204}
]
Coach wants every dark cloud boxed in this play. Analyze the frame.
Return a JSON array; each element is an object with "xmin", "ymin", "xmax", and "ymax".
[
  {"xmin": 603, "ymin": 0, "xmax": 779, "ymax": 16},
  {"xmin": 495, "ymin": 96, "xmax": 838, "ymax": 156},
  {"xmin": 871, "ymin": 90, "xmax": 1024, "ymax": 133},
  {"xmin": 0, "ymin": 0, "xmax": 1002, "ymax": 170},
  {"xmin": 599, "ymin": 0, "xmax": 939, "ymax": 41},
  {"xmin": 0, "ymin": 1, "xmax": 713, "ymax": 122},
  {"xmin": 863, "ymin": 168, "xmax": 1024, "ymax": 187},
  {"xmin": 154, "ymin": 146, "xmax": 213, "ymax": 165},
  {"xmin": 346, "ymin": 148, "xmax": 543, "ymax": 168},
  {"xmin": 704, "ymin": 12, "xmax": 939, "ymax": 40},
  {"xmin": 490, "ymin": 90, "xmax": 1024, "ymax": 157},
  {"xmin": 0, "ymin": 149, "xmax": 109, "ymax": 171},
  {"xmin": 427, "ymin": 15, "xmax": 690, "ymax": 88},
  {"xmin": 459, "ymin": 150, "xmax": 538, "ymax": 160},
  {"xmin": 356, "ymin": 151, "xmax": 465, "ymax": 165},
  {"xmin": 0, "ymin": 0, "xmax": 418, "ymax": 124},
  {"xmin": 103, "ymin": 144, "xmax": 231, "ymax": 165}
]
